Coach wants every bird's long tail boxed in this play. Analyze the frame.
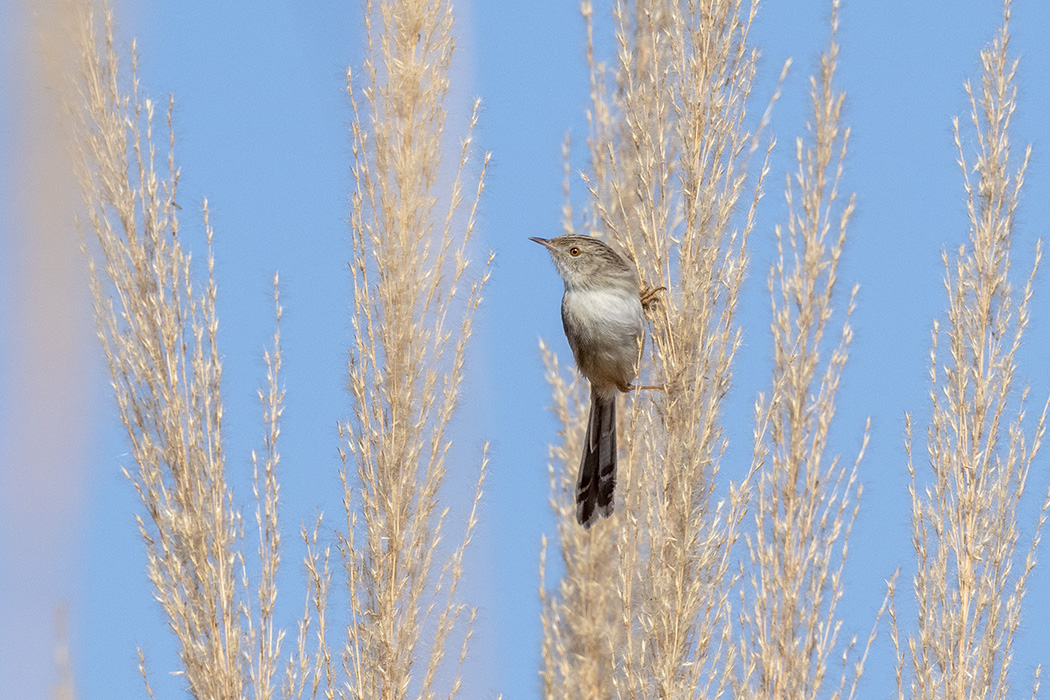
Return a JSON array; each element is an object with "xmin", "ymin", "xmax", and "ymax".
[{"xmin": 577, "ymin": 388, "xmax": 616, "ymax": 528}]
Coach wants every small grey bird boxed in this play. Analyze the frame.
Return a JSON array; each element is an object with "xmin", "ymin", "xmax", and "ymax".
[{"xmin": 531, "ymin": 234, "xmax": 644, "ymax": 528}]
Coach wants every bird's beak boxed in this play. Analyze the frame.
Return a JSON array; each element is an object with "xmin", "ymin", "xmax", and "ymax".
[{"xmin": 529, "ymin": 237, "xmax": 553, "ymax": 249}]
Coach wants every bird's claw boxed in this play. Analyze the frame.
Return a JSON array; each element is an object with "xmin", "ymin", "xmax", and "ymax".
[{"xmin": 640, "ymin": 285, "xmax": 667, "ymax": 310}]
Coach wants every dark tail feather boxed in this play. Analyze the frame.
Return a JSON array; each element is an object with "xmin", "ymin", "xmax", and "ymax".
[{"xmin": 576, "ymin": 389, "xmax": 617, "ymax": 528}]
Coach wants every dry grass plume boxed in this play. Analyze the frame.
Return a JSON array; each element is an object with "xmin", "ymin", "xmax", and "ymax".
[
  {"xmin": 542, "ymin": 0, "xmax": 780, "ymax": 696},
  {"xmin": 892, "ymin": 2, "xmax": 1050, "ymax": 697},
  {"xmin": 72, "ymin": 0, "xmax": 490, "ymax": 697},
  {"xmin": 738, "ymin": 3, "xmax": 884, "ymax": 698}
]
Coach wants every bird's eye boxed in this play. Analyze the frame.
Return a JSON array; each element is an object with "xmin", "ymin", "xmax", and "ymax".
[{"xmin": 569, "ymin": 247, "xmax": 581, "ymax": 257}]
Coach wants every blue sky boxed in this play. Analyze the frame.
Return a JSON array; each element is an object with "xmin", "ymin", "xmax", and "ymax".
[{"xmin": 2, "ymin": 1, "xmax": 1050, "ymax": 698}]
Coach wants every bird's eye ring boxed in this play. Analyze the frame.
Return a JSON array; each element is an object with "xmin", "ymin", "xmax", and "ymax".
[{"xmin": 569, "ymin": 247, "xmax": 581, "ymax": 257}]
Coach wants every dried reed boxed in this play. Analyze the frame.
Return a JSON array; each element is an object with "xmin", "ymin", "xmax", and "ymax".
[
  {"xmin": 73, "ymin": 0, "xmax": 490, "ymax": 697},
  {"xmin": 542, "ymin": 0, "xmax": 778, "ymax": 696},
  {"xmin": 73, "ymin": 2, "xmax": 256, "ymax": 695},
  {"xmin": 892, "ymin": 2, "xmax": 1050, "ymax": 698},
  {"xmin": 738, "ymin": 3, "xmax": 883, "ymax": 698},
  {"xmin": 332, "ymin": 0, "xmax": 492, "ymax": 698}
]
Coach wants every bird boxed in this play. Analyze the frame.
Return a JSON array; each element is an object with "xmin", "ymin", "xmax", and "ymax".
[{"xmin": 530, "ymin": 234, "xmax": 644, "ymax": 528}]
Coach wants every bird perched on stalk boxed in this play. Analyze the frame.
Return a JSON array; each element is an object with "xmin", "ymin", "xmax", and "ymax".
[{"xmin": 530, "ymin": 234, "xmax": 644, "ymax": 528}]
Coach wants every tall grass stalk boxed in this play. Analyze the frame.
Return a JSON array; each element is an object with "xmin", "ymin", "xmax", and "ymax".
[
  {"xmin": 72, "ymin": 0, "xmax": 493, "ymax": 697},
  {"xmin": 738, "ymin": 3, "xmax": 882, "ymax": 698},
  {"xmin": 332, "ymin": 0, "xmax": 492, "ymax": 698},
  {"xmin": 891, "ymin": 2, "xmax": 1050, "ymax": 698},
  {"xmin": 71, "ymin": 2, "xmax": 289, "ymax": 696},
  {"xmin": 247, "ymin": 276, "xmax": 287, "ymax": 700},
  {"xmin": 542, "ymin": 0, "xmax": 778, "ymax": 696},
  {"xmin": 539, "ymin": 339, "xmax": 623, "ymax": 700}
]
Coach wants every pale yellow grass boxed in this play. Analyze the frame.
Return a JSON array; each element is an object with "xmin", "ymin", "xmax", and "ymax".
[
  {"xmin": 541, "ymin": 1, "xmax": 903, "ymax": 698},
  {"xmin": 72, "ymin": 0, "xmax": 490, "ymax": 697},
  {"xmin": 74, "ymin": 3, "xmax": 253, "ymax": 693},
  {"xmin": 738, "ymin": 3, "xmax": 884, "ymax": 698},
  {"xmin": 329, "ymin": 0, "xmax": 492, "ymax": 697},
  {"xmin": 891, "ymin": 2, "xmax": 1050, "ymax": 698},
  {"xmin": 542, "ymin": 0, "xmax": 779, "ymax": 696}
]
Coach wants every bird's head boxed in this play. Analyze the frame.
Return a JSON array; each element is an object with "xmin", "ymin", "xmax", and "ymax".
[{"xmin": 529, "ymin": 234, "xmax": 636, "ymax": 291}]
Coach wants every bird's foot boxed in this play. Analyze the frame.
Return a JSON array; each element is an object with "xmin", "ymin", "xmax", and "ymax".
[{"xmin": 640, "ymin": 285, "xmax": 667, "ymax": 310}]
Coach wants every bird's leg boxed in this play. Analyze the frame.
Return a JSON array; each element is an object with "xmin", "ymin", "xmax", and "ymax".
[{"xmin": 640, "ymin": 285, "xmax": 667, "ymax": 310}]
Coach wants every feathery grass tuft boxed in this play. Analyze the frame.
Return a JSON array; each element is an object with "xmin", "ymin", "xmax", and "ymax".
[
  {"xmin": 542, "ymin": 0, "xmax": 780, "ymax": 695},
  {"xmin": 72, "ymin": 0, "xmax": 491, "ymax": 697},
  {"xmin": 330, "ymin": 0, "xmax": 493, "ymax": 697},
  {"xmin": 892, "ymin": 2, "xmax": 1050, "ymax": 698},
  {"xmin": 72, "ymin": 3, "xmax": 255, "ymax": 696},
  {"xmin": 738, "ymin": 3, "xmax": 884, "ymax": 698}
]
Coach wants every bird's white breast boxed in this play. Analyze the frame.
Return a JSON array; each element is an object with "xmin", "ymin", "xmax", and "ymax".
[
  {"xmin": 561, "ymin": 286, "xmax": 644, "ymax": 395},
  {"xmin": 563, "ymin": 287, "xmax": 643, "ymax": 345}
]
